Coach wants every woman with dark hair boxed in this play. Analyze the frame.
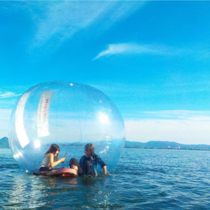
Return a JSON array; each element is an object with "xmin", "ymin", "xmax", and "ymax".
[
  {"xmin": 39, "ymin": 144, "xmax": 66, "ymax": 172},
  {"xmin": 69, "ymin": 143, "xmax": 107, "ymax": 176}
]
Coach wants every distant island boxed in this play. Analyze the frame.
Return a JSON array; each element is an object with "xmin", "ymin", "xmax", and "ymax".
[
  {"xmin": 125, "ymin": 140, "xmax": 210, "ymax": 150},
  {"xmin": 1, "ymin": 137, "xmax": 210, "ymax": 151},
  {"xmin": 0, "ymin": 137, "xmax": 9, "ymax": 145}
]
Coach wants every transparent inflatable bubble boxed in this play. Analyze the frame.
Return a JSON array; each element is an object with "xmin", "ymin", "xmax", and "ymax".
[{"xmin": 8, "ymin": 81, "xmax": 125, "ymax": 173}]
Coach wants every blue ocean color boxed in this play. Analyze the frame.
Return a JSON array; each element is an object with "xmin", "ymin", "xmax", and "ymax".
[{"xmin": 1, "ymin": 145, "xmax": 210, "ymax": 209}]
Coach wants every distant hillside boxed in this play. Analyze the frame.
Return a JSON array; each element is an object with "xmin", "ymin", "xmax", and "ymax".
[
  {"xmin": 1, "ymin": 137, "xmax": 210, "ymax": 150},
  {"xmin": 0, "ymin": 137, "xmax": 9, "ymax": 144},
  {"xmin": 125, "ymin": 140, "xmax": 210, "ymax": 150}
]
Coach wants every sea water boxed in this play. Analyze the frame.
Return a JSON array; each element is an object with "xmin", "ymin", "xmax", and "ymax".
[{"xmin": 1, "ymin": 146, "xmax": 210, "ymax": 209}]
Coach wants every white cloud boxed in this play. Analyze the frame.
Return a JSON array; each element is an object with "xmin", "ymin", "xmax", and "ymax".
[
  {"xmin": 94, "ymin": 42, "xmax": 210, "ymax": 60},
  {"xmin": 94, "ymin": 43, "xmax": 170, "ymax": 60},
  {"xmin": 133, "ymin": 110, "xmax": 210, "ymax": 120},
  {"xmin": 0, "ymin": 90, "xmax": 22, "ymax": 110},
  {"xmin": 0, "ymin": 92, "xmax": 21, "ymax": 99},
  {"xmin": 124, "ymin": 110, "xmax": 210, "ymax": 145},
  {"xmin": 1, "ymin": 0, "xmax": 150, "ymax": 48},
  {"xmin": 31, "ymin": 2, "xmax": 144, "ymax": 49}
]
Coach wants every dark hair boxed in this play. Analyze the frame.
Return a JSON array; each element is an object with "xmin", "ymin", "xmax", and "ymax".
[
  {"xmin": 45, "ymin": 144, "xmax": 60, "ymax": 156},
  {"xmin": 85, "ymin": 143, "xmax": 95, "ymax": 157}
]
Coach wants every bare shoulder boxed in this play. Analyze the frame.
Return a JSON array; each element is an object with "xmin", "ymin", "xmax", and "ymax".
[{"xmin": 48, "ymin": 153, "xmax": 53, "ymax": 158}]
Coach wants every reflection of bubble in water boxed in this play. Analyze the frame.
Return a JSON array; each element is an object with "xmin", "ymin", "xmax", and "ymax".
[{"xmin": 8, "ymin": 81, "xmax": 125, "ymax": 173}]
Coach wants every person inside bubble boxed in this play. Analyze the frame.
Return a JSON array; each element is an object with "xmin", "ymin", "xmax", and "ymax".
[
  {"xmin": 39, "ymin": 144, "xmax": 66, "ymax": 174},
  {"xmin": 69, "ymin": 143, "xmax": 107, "ymax": 176}
]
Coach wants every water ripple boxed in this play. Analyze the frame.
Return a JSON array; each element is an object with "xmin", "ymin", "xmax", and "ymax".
[{"xmin": 1, "ymin": 148, "xmax": 210, "ymax": 209}]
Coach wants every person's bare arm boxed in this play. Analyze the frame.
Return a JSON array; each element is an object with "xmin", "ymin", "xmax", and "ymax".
[
  {"xmin": 103, "ymin": 165, "xmax": 107, "ymax": 175},
  {"xmin": 49, "ymin": 154, "xmax": 65, "ymax": 168}
]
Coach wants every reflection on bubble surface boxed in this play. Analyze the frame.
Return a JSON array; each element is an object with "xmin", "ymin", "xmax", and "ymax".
[{"xmin": 8, "ymin": 81, "xmax": 125, "ymax": 173}]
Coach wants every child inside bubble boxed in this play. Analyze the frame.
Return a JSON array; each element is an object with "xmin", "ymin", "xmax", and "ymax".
[
  {"xmin": 69, "ymin": 143, "xmax": 107, "ymax": 176},
  {"xmin": 39, "ymin": 144, "xmax": 66, "ymax": 174}
]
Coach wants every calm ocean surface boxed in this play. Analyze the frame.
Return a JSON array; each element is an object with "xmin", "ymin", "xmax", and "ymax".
[{"xmin": 1, "ymin": 146, "xmax": 210, "ymax": 209}]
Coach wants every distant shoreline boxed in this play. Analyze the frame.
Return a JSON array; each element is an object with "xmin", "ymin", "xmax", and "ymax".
[
  {"xmin": 0, "ymin": 143, "xmax": 209, "ymax": 151},
  {"xmin": 124, "ymin": 146, "xmax": 210, "ymax": 151},
  {"xmin": 1, "ymin": 136, "xmax": 210, "ymax": 151}
]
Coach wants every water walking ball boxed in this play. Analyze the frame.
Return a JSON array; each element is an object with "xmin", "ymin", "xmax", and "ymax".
[{"xmin": 8, "ymin": 81, "xmax": 125, "ymax": 173}]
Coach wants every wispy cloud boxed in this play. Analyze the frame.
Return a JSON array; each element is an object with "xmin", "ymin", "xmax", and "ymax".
[
  {"xmin": 94, "ymin": 43, "xmax": 171, "ymax": 60},
  {"xmin": 91, "ymin": 80, "xmax": 210, "ymax": 103},
  {"xmin": 0, "ymin": 92, "xmax": 21, "ymax": 99},
  {"xmin": 94, "ymin": 42, "xmax": 210, "ymax": 60},
  {"xmin": 133, "ymin": 110, "xmax": 210, "ymax": 120},
  {"xmin": 0, "ymin": 0, "xmax": 150, "ymax": 48},
  {"xmin": 0, "ymin": 92, "xmax": 21, "ymax": 98},
  {"xmin": 31, "ymin": 2, "xmax": 144, "ymax": 50}
]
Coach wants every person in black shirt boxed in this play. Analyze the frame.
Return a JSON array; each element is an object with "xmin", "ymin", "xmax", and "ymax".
[
  {"xmin": 80, "ymin": 143, "xmax": 107, "ymax": 176},
  {"xmin": 69, "ymin": 143, "xmax": 107, "ymax": 176}
]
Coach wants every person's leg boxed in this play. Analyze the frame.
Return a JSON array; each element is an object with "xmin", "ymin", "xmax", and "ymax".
[
  {"xmin": 71, "ymin": 165, "xmax": 78, "ymax": 171},
  {"xmin": 46, "ymin": 169, "xmax": 57, "ymax": 176},
  {"xmin": 83, "ymin": 160, "xmax": 91, "ymax": 175},
  {"xmin": 83, "ymin": 160, "xmax": 95, "ymax": 175},
  {"xmin": 39, "ymin": 167, "xmax": 53, "ymax": 175},
  {"xmin": 69, "ymin": 158, "xmax": 82, "ymax": 175},
  {"xmin": 39, "ymin": 167, "xmax": 51, "ymax": 172}
]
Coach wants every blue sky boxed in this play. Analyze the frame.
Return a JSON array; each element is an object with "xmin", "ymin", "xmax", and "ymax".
[{"xmin": 1, "ymin": 1, "xmax": 210, "ymax": 144}]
